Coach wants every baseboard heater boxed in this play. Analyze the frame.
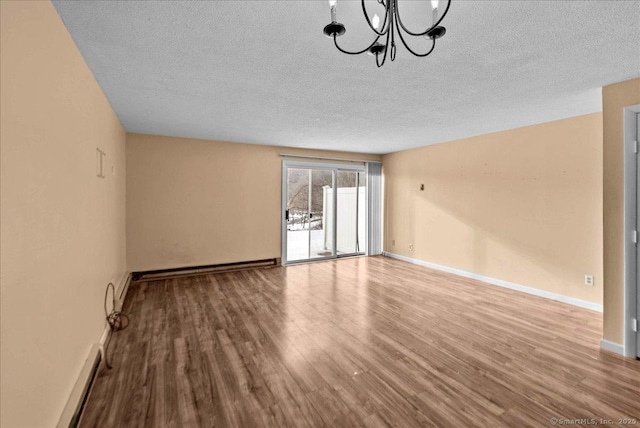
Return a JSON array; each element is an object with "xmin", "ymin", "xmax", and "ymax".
[
  {"xmin": 132, "ymin": 258, "xmax": 280, "ymax": 281},
  {"xmin": 57, "ymin": 344, "xmax": 102, "ymax": 428}
]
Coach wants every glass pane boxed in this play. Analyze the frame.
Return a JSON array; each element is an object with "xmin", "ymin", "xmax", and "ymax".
[
  {"xmin": 286, "ymin": 168, "xmax": 310, "ymax": 262},
  {"xmin": 336, "ymin": 170, "xmax": 366, "ymax": 255},
  {"xmin": 309, "ymin": 169, "xmax": 334, "ymax": 259}
]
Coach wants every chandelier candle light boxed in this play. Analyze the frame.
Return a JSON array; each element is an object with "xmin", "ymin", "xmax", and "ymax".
[{"xmin": 323, "ymin": 0, "xmax": 451, "ymax": 67}]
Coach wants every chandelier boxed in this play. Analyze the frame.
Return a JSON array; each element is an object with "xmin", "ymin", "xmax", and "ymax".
[{"xmin": 323, "ymin": 0, "xmax": 451, "ymax": 67}]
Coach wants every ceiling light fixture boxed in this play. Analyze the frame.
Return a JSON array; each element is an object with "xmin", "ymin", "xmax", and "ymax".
[{"xmin": 323, "ymin": 0, "xmax": 451, "ymax": 67}]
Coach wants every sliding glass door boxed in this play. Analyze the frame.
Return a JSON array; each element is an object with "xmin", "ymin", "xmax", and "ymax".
[
  {"xmin": 336, "ymin": 170, "xmax": 366, "ymax": 255},
  {"xmin": 283, "ymin": 162, "xmax": 366, "ymax": 264},
  {"xmin": 285, "ymin": 167, "xmax": 334, "ymax": 262}
]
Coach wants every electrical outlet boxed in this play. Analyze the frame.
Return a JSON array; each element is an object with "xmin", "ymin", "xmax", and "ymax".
[
  {"xmin": 409, "ymin": 243, "xmax": 414, "ymax": 251},
  {"xmin": 392, "ymin": 240, "xmax": 395, "ymax": 246},
  {"xmin": 584, "ymin": 275, "xmax": 594, "ymax": 286}
]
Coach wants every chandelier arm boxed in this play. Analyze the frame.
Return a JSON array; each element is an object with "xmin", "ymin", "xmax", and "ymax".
[
  {"xmin": 361, "ymin": 0, "xmax": 390, "ymax": 36},
  {"xmin": 333, "ymin": 34, "xmax": 382, "ymax": 55},
  {"xmin": 375, "ymin": 50, "xmax": 385, "ymax": 68},
  {"xmin": 395, "ymin": 0, "xmax": 451, "ymax": 37},
  {"xmin": 376, "ymin": 25, "xmax": 392, "ymax": 67},
  {"xmin": 389, "ymin": 0, "xmax": 396, "ymax": 61},
  {"xmin": 395, "ymin": 22, "xmax": 437, "ymax": 57}
]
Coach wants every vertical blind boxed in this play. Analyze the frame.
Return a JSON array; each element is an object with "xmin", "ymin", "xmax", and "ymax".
[{"xmin": 366, "ymin": 162, "xmax": 383, "ymax": 255}]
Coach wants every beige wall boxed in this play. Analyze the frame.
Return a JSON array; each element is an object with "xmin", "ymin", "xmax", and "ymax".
[
  {"xmin": 383, "ymin": 113, "xmax": 603, "ymax": 304},
  {"xmin": 126, "ymin": 133, "xmax": 381, "ymax": 271},
  {"xmin": 602, "ymin": 78, "xmax": 640, "ymax": 344},
  {"xmin": 0, "ymin": 2, "xmax": 127, "ymax": 427}
]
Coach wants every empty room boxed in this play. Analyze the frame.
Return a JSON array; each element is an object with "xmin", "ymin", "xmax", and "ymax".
[{"xmin": 1, "ymin": 0, "xmax": 640, "ymax": 427}]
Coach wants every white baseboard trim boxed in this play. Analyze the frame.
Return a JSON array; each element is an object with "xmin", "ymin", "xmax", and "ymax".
[
  {"xmin": 58, "ymin": 272, "xmax": 132, "ymax": 427},
  {"xmin": 382, "ymin": 252, "xmax": 603, "ymax": 312},
  {"xmin": 115, "ymin": 271, "xmax": 132, "ymax": 312},
  {"xmin": 600, "ymin": 339, "xmax": 624, "ymax": 355}
]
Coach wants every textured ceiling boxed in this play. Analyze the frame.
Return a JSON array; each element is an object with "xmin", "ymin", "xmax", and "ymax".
[{"xmin": 52, "ymin": 1, "xmax": 640, "ymax": 154}]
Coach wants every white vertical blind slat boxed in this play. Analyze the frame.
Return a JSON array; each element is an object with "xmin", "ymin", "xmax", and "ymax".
[{"xmin": 367, "ymin": 162, "xmax": 383, "ymax": 255}]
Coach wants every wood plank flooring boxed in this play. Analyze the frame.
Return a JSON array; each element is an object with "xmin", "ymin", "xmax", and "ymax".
[{"xmin": 80, "ymin": 256, "xmax": 640, "ymax": 427}]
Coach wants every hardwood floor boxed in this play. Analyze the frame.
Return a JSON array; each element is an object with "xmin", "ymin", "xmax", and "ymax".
[{"xmin": 80, "ymin": 256, "xmax": 640, "ymax": 427}]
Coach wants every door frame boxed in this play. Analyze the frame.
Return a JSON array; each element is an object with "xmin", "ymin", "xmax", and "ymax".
[
  {"xmin": 281, "ymin": 160, "xmax": 366, "ymax": 265},
  {"xmin": 623, "ymin": 104, "xmax": 640, "ymax": 358}
]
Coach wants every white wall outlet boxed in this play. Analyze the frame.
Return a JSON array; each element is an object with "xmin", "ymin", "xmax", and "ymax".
[
  {"xmin": 584, "ymin": 275, "xmax": 594, "ymax": 286},
  {"xmin": 409, "ymin": 243, "xmax": 414, "ymax": 251}
]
